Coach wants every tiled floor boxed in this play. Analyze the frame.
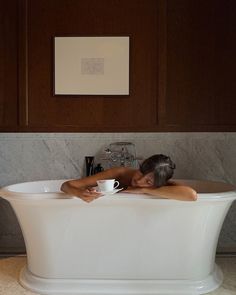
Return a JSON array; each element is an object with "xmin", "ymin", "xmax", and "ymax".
[{"xmin": 0, "ymin": 256, "xmax": 235, "ymax": 295}]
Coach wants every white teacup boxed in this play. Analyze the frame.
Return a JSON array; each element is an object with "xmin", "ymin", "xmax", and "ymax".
[{"xmin": 96, "ymin": 179, "xmax": 119, "ymax": 192}]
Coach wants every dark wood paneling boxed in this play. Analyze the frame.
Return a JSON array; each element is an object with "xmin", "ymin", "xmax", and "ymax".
[
  {"xmin": 26, "ymin": 0, "xmax": 159, "ymax": 130},
  {"xmin": 0, "ymin": 0, "xmax": 18, "ymax": 128},
  {"xmin": 1, "ymin": 0, "xmax": 235, "ymax": 132},
  {"xmin": 165, "ymin": 0, "xmax": 236, "ymax": 128}
]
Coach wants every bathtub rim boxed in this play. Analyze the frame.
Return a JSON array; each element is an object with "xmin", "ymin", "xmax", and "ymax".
[{"xmin": 0, "ymin": 179, "xmax": 236, "ymax": 202}]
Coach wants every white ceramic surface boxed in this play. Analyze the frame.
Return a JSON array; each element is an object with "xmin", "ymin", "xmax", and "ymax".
[
  {"xmin": 96, "ymin": 179, "xmax": 119, "ymax": 192},
  {"xmin": 0, "ymin": 179, "xmax": 235, "ymax": 295}
]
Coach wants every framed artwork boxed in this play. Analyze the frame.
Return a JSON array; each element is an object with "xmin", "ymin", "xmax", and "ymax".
[{"xmin": 54, "ymin": 36, "xmax": 130, "ymax": 95}]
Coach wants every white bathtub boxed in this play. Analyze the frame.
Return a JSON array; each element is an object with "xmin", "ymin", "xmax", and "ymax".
[{"xmin": 0, "ymin": 179, "xmax": 235, "ymax": 295}]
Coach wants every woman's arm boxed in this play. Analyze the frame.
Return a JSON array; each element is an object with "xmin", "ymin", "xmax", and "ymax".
[
  {"xmin": 124, "ymin": 185, "xmax": 197, "ymax": 201},
  {"xmin": 61, "ymin": 167, "xmax": 134, "ymax": 202}
]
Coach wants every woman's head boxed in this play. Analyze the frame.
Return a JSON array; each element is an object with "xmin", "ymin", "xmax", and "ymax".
[{"xmin": 131, "ymin": 154, "xmax": 176, "ymax": 188}]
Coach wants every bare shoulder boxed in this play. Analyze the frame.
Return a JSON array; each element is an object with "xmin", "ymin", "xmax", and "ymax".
[
  {"xmin": 114, "ymin": 167, "xmax": 137, "ymax": 186},
  {"xmin": 92, "ymin": 166, "xmax": 137, "ymax": 182},
  {"xmin": 109, "ymin": 166, "xmax": 136, "ymax": 175}
]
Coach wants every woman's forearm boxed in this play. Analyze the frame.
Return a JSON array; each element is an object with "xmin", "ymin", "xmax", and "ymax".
[
  {"xmin": 143, "ymin": 185, "xmax": 198, "ymax": 201},
  {"xmin": 61, "ymin": 167, "xmax": 126, "ymax": 191},
  {"xmin": 60, "ymin": 167, "xmax": 132, "ymax": 200}
]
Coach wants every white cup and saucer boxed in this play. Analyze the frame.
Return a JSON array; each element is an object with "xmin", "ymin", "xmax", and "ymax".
[{"xmin": 96, "ymin": 179, "xmax": 122, "ymax": 195}]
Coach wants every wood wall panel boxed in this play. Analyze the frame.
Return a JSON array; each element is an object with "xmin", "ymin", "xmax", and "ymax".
[
  {"xmin": 26, "ymin": 0, "xmax": 159, "ymax": 131},
  {"xmin": 165, "ymin": 0, "xmax": 236, "ymax": 128},
  {"xmin": 1, "ymin": 0, "xmax": 236, "ymax": 132},
  {"xmin": 0, "ymin": 0, "xmax": 18, "ymax": 128}
]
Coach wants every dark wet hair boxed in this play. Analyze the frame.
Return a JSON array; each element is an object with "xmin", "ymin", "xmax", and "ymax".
[{"xmin": 139, "ymin": 154, "xmax": 176, "ymax": 187}]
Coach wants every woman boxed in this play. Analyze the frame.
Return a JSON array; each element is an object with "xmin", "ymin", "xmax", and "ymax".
[{"xmin": 61, "ymin": 154, "xmax": 197, "ymax": 202}]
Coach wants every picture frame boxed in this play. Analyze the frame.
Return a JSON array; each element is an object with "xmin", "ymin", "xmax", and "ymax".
[{"xmin": 54, "ymin": 36, "xmax": 130, "ymax": 95}]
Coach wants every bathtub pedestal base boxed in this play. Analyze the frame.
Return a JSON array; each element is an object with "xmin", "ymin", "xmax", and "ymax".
[{"xmin": 19, "ymin": 264, "xmax": 223, "ymax": 295}]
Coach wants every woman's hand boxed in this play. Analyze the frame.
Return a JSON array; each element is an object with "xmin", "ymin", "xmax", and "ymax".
[
  {"xmin": 76, "ymin": 187, "xmax": 103, "ymax": 203},
  {"xmin": 61, "ymin": 181, "xmax": 102, "ymax": 203}
]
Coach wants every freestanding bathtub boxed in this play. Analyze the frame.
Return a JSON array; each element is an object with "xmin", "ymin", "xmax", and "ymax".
[{"xmin": 0, "ymin": 179, "xmax": 236, "ymax": 295}]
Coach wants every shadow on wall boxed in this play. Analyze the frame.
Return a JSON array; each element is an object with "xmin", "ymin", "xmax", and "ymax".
[{"xmin": 0, "ymin": 198, "xmax": 26, "ymax": 254}]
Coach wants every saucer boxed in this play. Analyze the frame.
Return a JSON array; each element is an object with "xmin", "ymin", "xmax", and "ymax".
[{"xmin": 99, "ymin": 188, "xmax": 123, "ymax": 195}]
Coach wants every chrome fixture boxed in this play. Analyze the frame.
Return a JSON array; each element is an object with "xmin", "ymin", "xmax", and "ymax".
[{"xmin": 104, "ymin": 142, "xmax": 137, "ymax": 168}]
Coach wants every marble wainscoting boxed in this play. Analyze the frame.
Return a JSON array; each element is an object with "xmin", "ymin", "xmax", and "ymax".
[{"xmin": 0, "ymin": 132, "xmax": 235, "ymax": 253}]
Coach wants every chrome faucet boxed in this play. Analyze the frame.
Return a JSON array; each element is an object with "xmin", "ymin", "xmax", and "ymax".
[{"xmin": 104, "ymin": 142, "xmax": 137, "ymax": 168}]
